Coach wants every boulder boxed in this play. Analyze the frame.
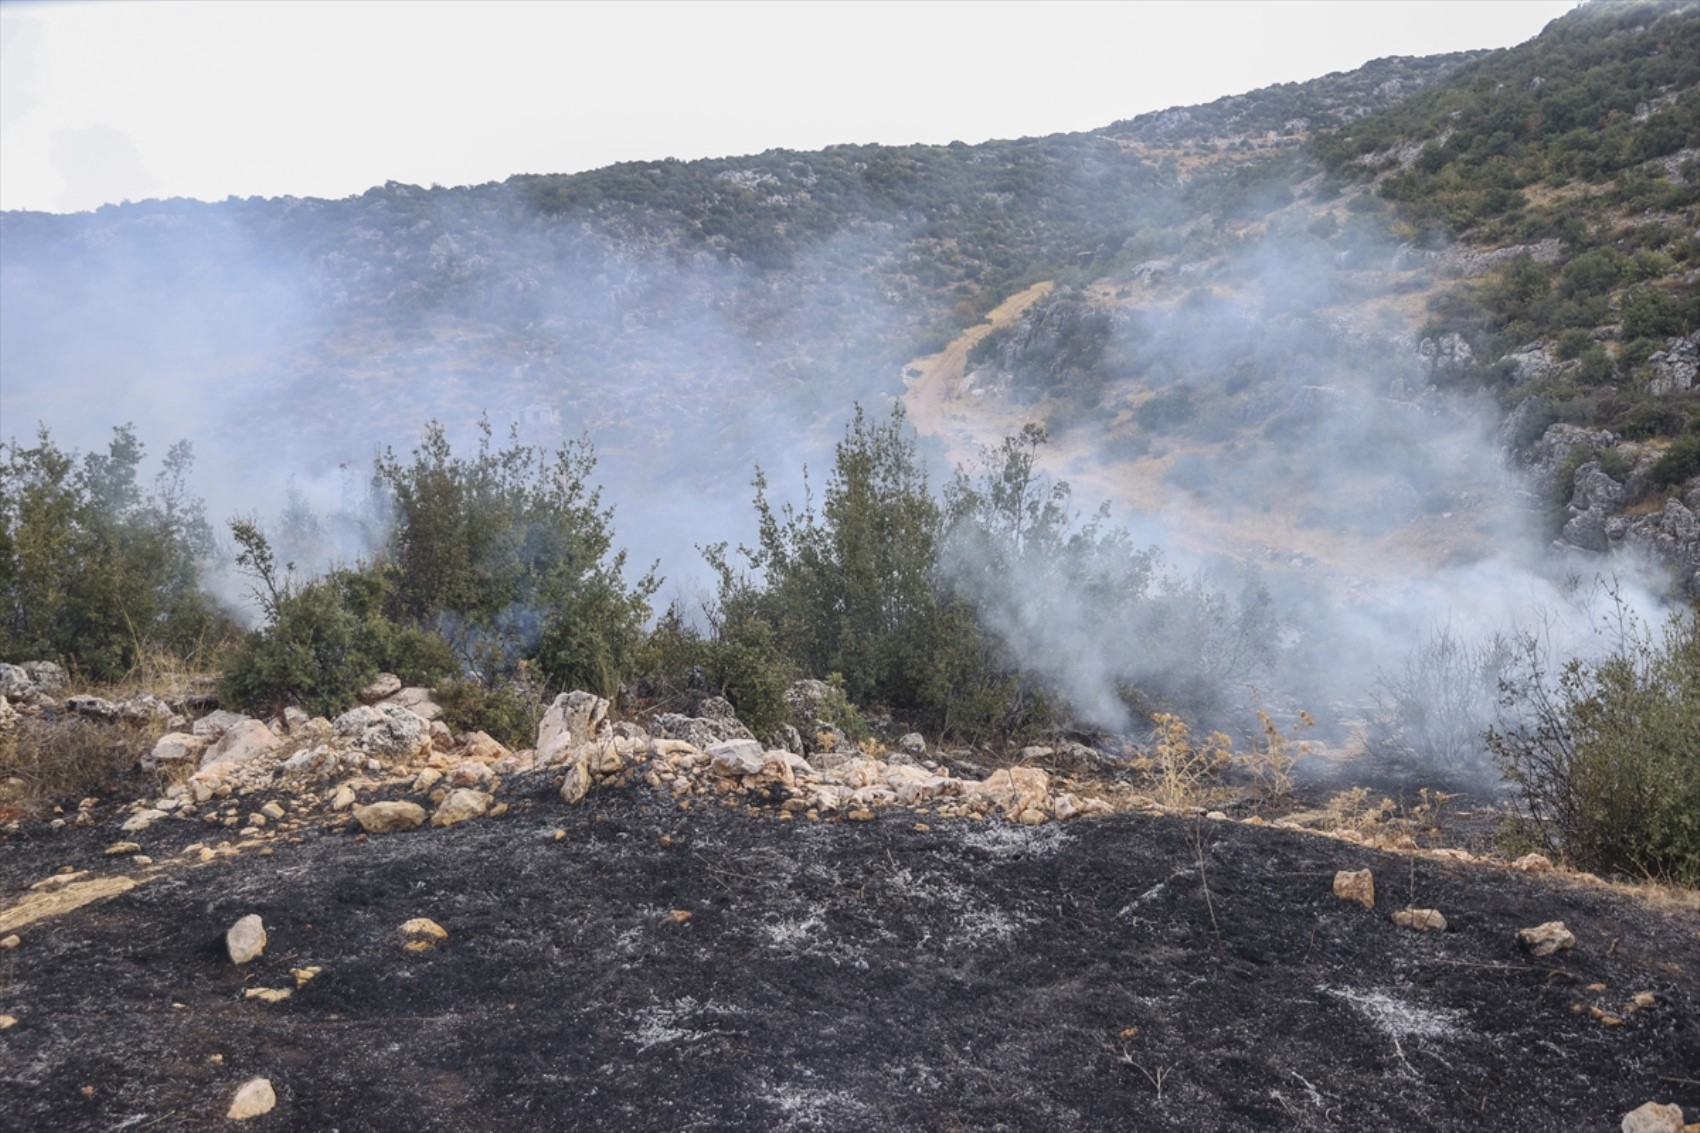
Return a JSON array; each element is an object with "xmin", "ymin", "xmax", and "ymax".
[
  {"xmin": 190, "ymin": 709, "xmax": 249, "ymax": 739},
  {"xmin": 358, "ymin": 673, "xmax": 403, "ymax": 703},
  {"xmin": 380, "ymin": 686, "xmax": 442, "ymax": 722},
  {"xmin": 706, "ymin": 739, "xmax": 767, "ymax": 778},
  {"xmin": 200, "ymin": 720, "xmax": 280, "ymax": 768},
  {"xmin": 333, "ymin": 705, "xmax": 428, "ymax": 758},
  {"xmin": 22, "ymin": 660, "xmax": 66, "ymax": 692},
  {"xmin": 650, "ymin": 710, "xmax": 753, "ymax": 750},
  {"xmin": 559, "ymin": 760, "xmax": 593, "ymax": 805},
  {"xmin": 352, "ymin": 800, "xmax": 426, "ymax": 834},
  {"xmin": 1645, "ymin": 332, "xmax": 1698, "ymax": 396},
  {"xmin": 0, "ymin": 695, "xmax": 13, "ymax": 731},
  {"xmin": 963, "ymin": 766, "xmax": 1051, "ymax": 819},
  {"xmin": 143, "ymin": 732, "xmax": 209, "ymax": 770},
  {"xmin": 536, "ymin": 691, "xmax": 611, "ymax": 764},
  {"xmin": 462, "ymin": 730, "xmax": 510, "ymax": 761},
  {"xmin": 0, "ymin": 663, "xmax": 34, "ymax": 701},
  {"xmin": 430, "ymin": 788, "xmax": 492, "ymax": 828}
]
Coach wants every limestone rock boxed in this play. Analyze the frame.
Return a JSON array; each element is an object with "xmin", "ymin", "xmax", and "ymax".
[
  {"xmin": 143, "ymin": 732, "xmax": 209, "ymax": 770},
  {"xmin": 1512, "ymin": 853, "xmax": 1553, "ymax": 872},
  {"xmin": 358, "ymin": 672, "xmax": 403, "ymax": 703},
  {"xmin": 380, "ymin": 686, "xmax": 442, "ymax": 721},
  {"xmin": 201, "ymin": 720, "xmax": 280, "ymax": 768},
  {"xmin": 706, "ymin": 738, "xmax": 767, "ymax": 777},
  {"xmin": 649, "ymin": 707, "xmax": 752, "ymax": 750},
  {"xmin": 243, "ymin": 987, "xmax": 292, "ymax": 1004},
  {"xmin": 897, "ymin": 732, "xmax": 927, "ymax": 757},
  {"xmin": 1333, "ymin": 869, "xmax": 1375, "ymax": 909},
  {"xmin": 1645, "ymin": 331, "xmax": 1698, "ymax": 396},
  {"xmin": 0, "ymin": 694, "xmax": 14, "ymax": 731},
  {"xmin": 1622, "ymin": 1101, "xmax": 1687, "ymax": 1133},
  {"xmin": 535, "ymin": 691, "xmax": 611, "ymax": 764},
  {"xmin": 399, "ymin": 917, "xmax": 447, "ymax": 952},
  {"xmin": 120, "ymin": 809, "xmax": 166, "ymax": 834},
  {"xmin": 1391, "ymin": 908, "xmax": 1448, "ymax": 933},
  {"xmin": 331, "ymin": 784, "xmax": 357, "ymax": 811},
  {"xmin": 462, "ymin": 730, "xmax": 510, "ymax": 761},
  {"xmin": 226, "ymin": 914, "xmax": 267, "ymax": 965},
  {"xmin": 963, "ymin": 766, "xmax": 1051, "ymax": 819},
  {"xmin": 227, "ymin": 1077, "xmax": 277, "ymax": 1120},
  {"xmin": 190, "ymin": 709, "xmax": 249, "ymax": 739},
  {"xmin": 559, "ymin": 760, "xmax": 592, "ymax": 805},
  {"xmin": 1516, "ymin": 920, "xmax": 1576, "ymax": 957},
  {"xmin": 352, "ymin": 800, "xmax": 426, "ymax": 834},
  {"xmin": 430, "ymin": 788, "xmax": 492, "ymax": 828},
  {"xmin": 104, "ymin": 841, "xmax": 142, "ymax": 856},
  {"xmin": 333, "ymin": 704, "xmax": 428, "ymax": 757}
]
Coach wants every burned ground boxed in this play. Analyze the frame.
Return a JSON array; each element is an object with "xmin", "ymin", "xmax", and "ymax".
[{"xmin": 2, "ymin": 779, "xmax": 1697, "ymax": 1132}]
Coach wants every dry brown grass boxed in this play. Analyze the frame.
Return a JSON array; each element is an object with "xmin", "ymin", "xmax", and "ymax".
[{"xmin": 0, "ymin": 715, "xmax": 169, "ymax": 809}]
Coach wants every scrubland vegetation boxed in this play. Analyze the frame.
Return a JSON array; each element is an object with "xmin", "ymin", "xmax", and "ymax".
[{"xmin": 4, "ymin": 409, "xmax": 1697, "ymax": 884}]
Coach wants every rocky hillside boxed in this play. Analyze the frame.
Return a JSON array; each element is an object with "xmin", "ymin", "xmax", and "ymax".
[{"xmin": 11, "ymin": 11, "xmax": 1687, "ymax": 587}]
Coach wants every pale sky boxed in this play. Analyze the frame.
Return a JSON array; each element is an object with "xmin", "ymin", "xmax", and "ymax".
[{"xmin": 1, "ymin": 0, "xmax": 1581, "ymax": 214}]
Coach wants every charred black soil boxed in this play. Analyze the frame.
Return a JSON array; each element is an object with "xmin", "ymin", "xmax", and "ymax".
[{"xmin": 2, "ymin": 781, "xmax": 1697, "ymax": 1131}]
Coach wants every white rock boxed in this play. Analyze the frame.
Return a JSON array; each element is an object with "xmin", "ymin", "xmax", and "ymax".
[
  {"xmin": 120, "ymin": 809, "xmax": 166, "ymax": 834},
  {"xmin": 380, "ymin": 685, "xmax": 442, "ymax": 721},
  {"xmin": 358, "ymin": 673, "xmax": 403, "ymax": 703},
  {"xmin": 1332, "ymin": 869, "xmax": 1376, "ymax": 909},
  {"xmin": 536, "ymin": 691, "xmax": 610, "ymax": 763},
  {"xmin": 1621, "ymin": 1101, "xmax": 1686, "ymax": 1133},
  {"xmin": 190, "ymin": 709, "xmax": 249, "ymax": 739},
  {"xmin": 1516, "ymin": 921, "xmax": 1576, "ymax": 957},
  {"xmin": 227, "ymin": 1077, "xmax": 276, "ymax": 1120},
  {"xmin": 226, "ymin": 914, "xmax": 266, "ymax": 964},
  {"xmin": 200, "ymin": 720, "xmax": 280, "ymax": 768}
]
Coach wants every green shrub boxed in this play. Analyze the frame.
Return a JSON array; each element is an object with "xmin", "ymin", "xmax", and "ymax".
[
  {"xmin": 434, "ymin": 675, "xmax": 546, "ymax": 751},
  {"xmin": 0, "ymin": 426, "xmax": 231, "ymax": 679},
  {"xmin": 1489, "ymin": 601, "xmax": 1700, "ymax": 885},
  {"xmin": 217, "ymin": 522, "xmax": 453, "ymax": 719},
  {"xmin": 1650, "ymin": 431, "xmax": 1700, "ymax": 488}
]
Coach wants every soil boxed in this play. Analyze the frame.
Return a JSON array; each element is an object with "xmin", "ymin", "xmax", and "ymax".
[{"xmin": 2, "ymin": 774, "xmax": 1697, "ymax": 1131}]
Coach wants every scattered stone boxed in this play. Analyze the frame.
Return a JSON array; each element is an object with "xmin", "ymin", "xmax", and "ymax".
[
  {"xmin": 560, "ymin": 760, "xmax": 592, "ymax": 805},
  {"xmin": 332, "ymin": 784, "xmax": 358, "ymax": 811},
  {"xmin": 333, "ymin": 705, "xmax": 428, "ymax": 757},
  {"xmin": 399, "ymin": 917, "xmax": 447, "ymax": 952},
  {"xmin": 0, "ymin": 1014, "xmax": 15, "ymax": 1030},
  {"xmin": 1621, "ymin": 1101, "xmax": 1686, "ymax": 1133},
  {"xmin": 227, "ymin": 1077, "xmax": 277, "ymax": 1120},
  {"xmin": 535, "ymin": 691, "xmax": 611, "ymax": 763},
  {"xmin": 243, "ymin": 987, "xmax": 292, "ymax": 1004},
  {"xmin": 1333, "ymin": 869, "xmax": 1375, "ymax": 909},
  {"xmin": 0, "ymin": 934, "xmax": 19, "ymax": 949},
  {"xmin": 226, "ymin": 914, "xmax": 267, "ymax": 965},
  {"xmin": 104, "ymin": 841, "xmax": 143, "ymax": 856},
  {"xmin": 260, "ymin": 801, "xmax": 286, "ymax": 821},
  {"xmin": 353, "ymin": 800, "xmax": 426, "ymax": 834},
  {"xmin": 358, "ymin": 673, "xmax": 403, "ymax": 703},
  {"xmin": 430, "ymin": 788, "xmax": 493, "ymax": 828},
  {"xmin": 120, "ymin": 809, "xmax": 166, "ymax": 834},
  {"xmin": 1391, "ymin": 908, "xmax": 1448, "ymax": 933},
  {"xmin": 1516, "ymin": 921, "xmax": 1577, "ymax": 957},
  {"xmin": 292, "ymin": 966, "xmax": 323, "ymax": 987},
  {"xmin": 898, "ymin": 732, "xmax": 927, "ymax": 757},
  {"xmin": 380, "ymin": 686, "xmax": 443, "ymax": 721},
  {"xmin": 665, "ymin": 909, "xmax": 693, "ymax": 924}
]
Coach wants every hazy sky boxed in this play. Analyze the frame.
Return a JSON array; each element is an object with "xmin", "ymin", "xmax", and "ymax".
[{"xmin": 2, "ymin": 0, "xmax": 1580, "ymax": 214}]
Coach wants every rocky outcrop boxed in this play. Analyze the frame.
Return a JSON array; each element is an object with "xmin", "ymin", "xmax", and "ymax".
[{"xmin": 1645, "ymin": 332, "xmax": 1698, "ymax": 396}]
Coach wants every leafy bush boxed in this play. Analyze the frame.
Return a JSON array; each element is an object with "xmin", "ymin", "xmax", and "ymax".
[
  {"xmin": 217, "ymin": 522, "xmax": 453, "ymax": 719},
  {"xmin": 1650, "ymin": 430, "xmax": 1700, "ymax": 488},
  {"xmin": 434, "ymin": 673, "xmax": 547, "ymax": 752},
  {"xmin": 375, "ymin": 420, "xmax": 656, "ymax": 698},
  {"xmin": 1489, "ymin": 601, "xmax": 1700, "ymax": 885},
  {"xmin": 0, "ymin": 426, "xmax": 230, "ymax": 679}
]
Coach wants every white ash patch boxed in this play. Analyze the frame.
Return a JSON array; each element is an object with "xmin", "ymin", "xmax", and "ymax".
[
  {"xmin": 764, "ymin": 1082, "xmax": 877, "ymax": 1131},
  {"xmin": 1322, "ymin": 986, "xmax": 1464, "ymax": 1042},
  {"xmin": 626, "ymin": 996, "xmax": 738, "ymax": 1052},
  {"xmin": 959, "ymin": 821, "xmax": 1073, "ymax": 860}
]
